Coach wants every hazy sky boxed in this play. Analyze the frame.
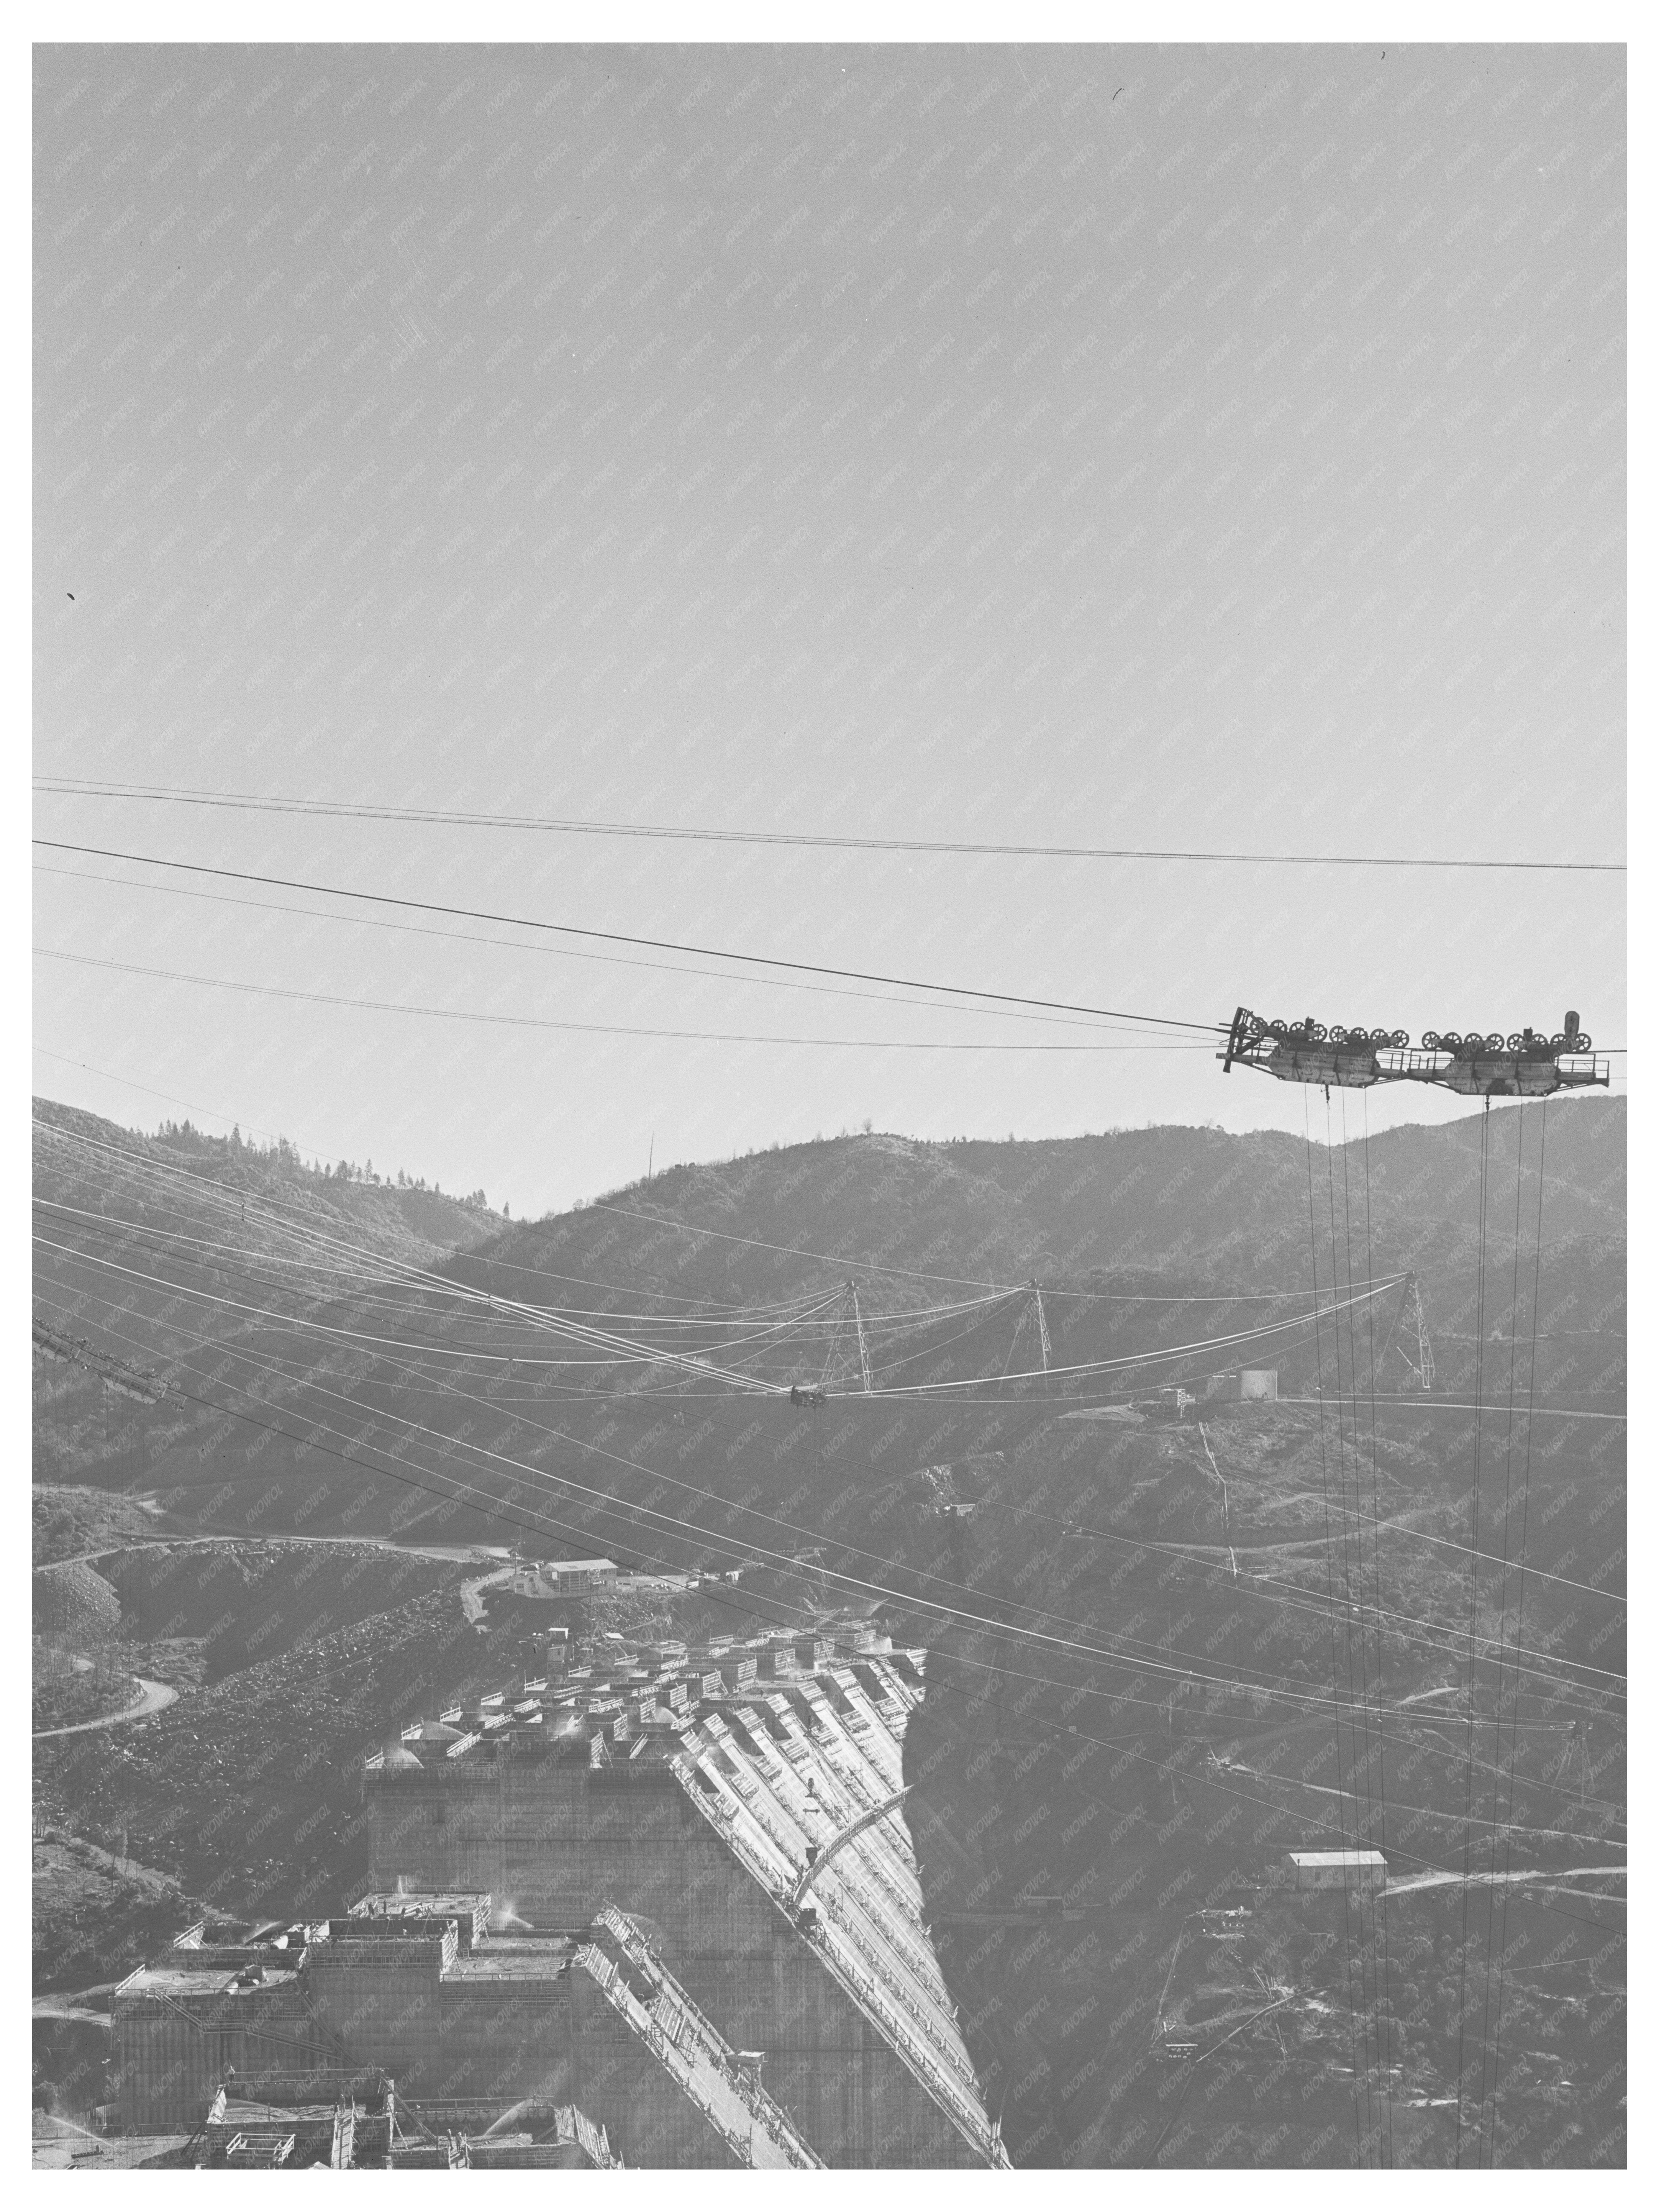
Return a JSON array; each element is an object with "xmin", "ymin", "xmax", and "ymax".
[{"xmin": 33, "ymin": 42, "xmax": 1625, "ymax": 1217}]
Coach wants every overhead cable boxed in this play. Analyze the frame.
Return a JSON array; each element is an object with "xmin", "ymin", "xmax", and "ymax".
[
  {"xmin": 35, "ymin": 947, "xmax": 1221, "ymax": 1053},
  {"xmin": 34, "ymin": 779, "xmax": 1627, "ymax": 873},
  {"xmin": 31, "ymin": 840, "xmax": 1227, "ymax": 1033},
  {"xmin": 32, "ymin": 1264, "xmax": 1590, "ymax": 1732},
  {"xmin": 37, "ymin": 1266, "xmax": 1621, "ymax": 1710},
  {"xmin": 34, "ymin": 862, "xmax": 1189, "ymax": 1039}
]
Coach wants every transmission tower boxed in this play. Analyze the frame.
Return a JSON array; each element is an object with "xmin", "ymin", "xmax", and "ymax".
[
  {"xmin": 850, "ymin": 1284, "xmax": 874, "ymax": 1395},
  {"xmin": 817, "ymin": 1283, "xmax": 875, "ymax": 1395},
  {"xmin": 1373, "ymin": 1274, "xmax": 1434, "ymax": 1392},
  {"xmin": 1399, "ymin": 1276, "xmax": 1434, "ymax": 1389}
]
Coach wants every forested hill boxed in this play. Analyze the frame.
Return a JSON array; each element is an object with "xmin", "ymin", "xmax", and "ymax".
[
  {"xmin": 33, "ymin": 1097, "xmax": 508, "ymax": 1270},
  {"xmin": 443, "ymin": 1099, "xmax": 1625, "ymax": 1323},
  {"xmin": 32, "ymin": 1095, "xmax": 1623, "ymax": 1548}
]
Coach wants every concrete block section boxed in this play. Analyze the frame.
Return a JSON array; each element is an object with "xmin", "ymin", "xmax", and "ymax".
[
  {"xmin": 358, "ymin": 1634, "xmax": 1007, "ymax": 2166},
  {"xmin": 578, "ymin": 1905, "xmax": 821, "ymax": 2169},
  {"xmin": 111, "ymin": 1900, "xmax": 809, "ymax": 2168}
]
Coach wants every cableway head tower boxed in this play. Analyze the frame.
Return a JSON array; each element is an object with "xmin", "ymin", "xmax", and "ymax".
[{"xmin": 1220, "ymin": 1008, "xmax": 1610, "ymax": 1099}]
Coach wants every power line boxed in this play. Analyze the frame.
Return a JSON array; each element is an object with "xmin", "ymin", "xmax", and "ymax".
[
  {"xmin": 32, "ymin": 1257, "xmax": 1607, "ymax": 1745},
  {"xmin": 34, "ymin": 1098, "xmax": 869, "ymax": 1317},
  {"xmin": 32, "ymin": 1045, "xmax": 344, "ymax": 1164},
  {"xmin": 32, "ymin": 1249, "xmax": 1359, "ymax": 1712},
  {"xmin": 33, "ymin": 779, "xmax": 1628, "ymax": 874},
  {"xmin": 31, "ymin": 840, "xmax": 1225, "ymax": 1035},
  {"xmin": 35, "ymin": 862, "xmax": 1187, "ymax": 1038},
  {"xmin": 56, "ymin": 1275, "xmax": 1626, "ymax": 1812},
  {"xmin": 33, "ymin": 1115, "xmax": 1629, "ymax": 1627},
  {"xmin": 31, "ymin": 1221, "xmax": 1397, "ymax": 1412},
  {"xmin": 35, "ymin": 946, "xmax": 1221, "ymax": 1054},
  {"xmin": 37, "ymin": 1193, "xmax": 922, "ymax": 1341},
  {"xmin": 36, "ymin": 1061, "xmax": 1392, "ymax": 1306},
  {"xmin": 28, "ymin": 1215, "xmax": 1476, "ymax": 1716},
  {"xmin": 33, "ymin": 944, "xmax": 1221, "ymax": 1055},
  {"xmin": 584, "ymin": 1194, "xmax": 1415, "ymax": 1306},
  {"xmin": 38, "ymin": 1071, "xmax": 1304, "ymax": 1308},
  {"xmin": 43, "ymin": 1161, "xmax": 1626, "ymax": 1713},
  {"xmin": 35, "ymin": 1113, "xmax": 1626, "ymax": 1635},
  {"xmin": 35, "ymin": 1245, "xmax": 1621, "ymax": 1712},
  {"xmin": 33, "ymin": 1199, "xmax": 852, "ymax": 1366},
  {"xmin": 42, "ymin": 1106, "xmax": 1637, "ymax": 1725}
]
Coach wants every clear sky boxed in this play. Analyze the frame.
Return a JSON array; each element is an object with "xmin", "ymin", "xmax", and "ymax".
[{"xmin": 33, "ymin": 41, "xmax": 1625, "ymax": 1218}]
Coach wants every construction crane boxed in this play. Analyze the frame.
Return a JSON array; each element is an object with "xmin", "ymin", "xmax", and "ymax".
[{"xmin": 1219, "ymin": 1008, "xmax": 1609, "ymax": 1098}]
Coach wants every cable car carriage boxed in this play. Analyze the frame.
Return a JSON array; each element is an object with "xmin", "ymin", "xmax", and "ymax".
[{"xmin": 1220, "ymin": 1009, "xmax": 1610, "ymax": 1098}]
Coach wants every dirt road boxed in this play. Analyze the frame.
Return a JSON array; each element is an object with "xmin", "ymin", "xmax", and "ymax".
[
  {"xmin": 42, "ymin": 1531, "xmax": 508, "ymax": 1571},
  {"xmin": 33, "ymin": 1677, "xmax": 178, "ymax": 1740}
]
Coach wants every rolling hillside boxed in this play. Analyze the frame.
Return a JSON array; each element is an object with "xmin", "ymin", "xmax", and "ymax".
[
  {"xmin": 31, "ymin": 1095, "xmax": 1625, "ymax": 2161},
  {"xmin": 31, "ymin": 1096, "xmax": 1625, "ymax": 1563}
]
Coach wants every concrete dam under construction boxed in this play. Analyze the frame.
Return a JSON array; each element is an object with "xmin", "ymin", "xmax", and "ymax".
[{"xmin": 113, "ymin": 1627, "xmax": 1006, "ymax": 2167}]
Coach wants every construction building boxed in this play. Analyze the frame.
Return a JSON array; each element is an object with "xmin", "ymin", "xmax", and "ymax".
[
  {"xmin": 111, "ymin": 1898, "xmax": 817, "ymax": 2168},
  {"xmin": 195, "ymin": 2077, "xmax": 620, "ymax": 2169},
  {"xmin": 361, "ymin": 1626, "xmax": 1007, "ymax": 2168},
  {"xmin": 518, "ymin": 1557, "xmax": 618, "ymax": 1593},
  {"xmin": 1203, "ymin": 1368, "xmax": 1278, "ymax": 1403},
  {"xmin": 197, "ymin": 2077, "xmax": 398, "ymax": 2169},
  {"xmin": 1285, "ymin": 1849, "xmax": 1388, "ymax": 1892}
]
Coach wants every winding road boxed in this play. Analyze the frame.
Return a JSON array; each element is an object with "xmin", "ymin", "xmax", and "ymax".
[{"xmin": 34, "ymin": 1677, "xmax": 178, "ymax": 1740}]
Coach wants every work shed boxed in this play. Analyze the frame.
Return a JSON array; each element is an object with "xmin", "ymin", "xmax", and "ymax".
[{"xmin": 1286, "ymin": 1849, "xmax": 1388, "ymax": 1892}]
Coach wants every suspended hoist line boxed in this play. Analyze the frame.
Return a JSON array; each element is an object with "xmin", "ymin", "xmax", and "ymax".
[
  {"xmin": 1248, "ymin": 996, "xmax": 1617, "ymax": 2172},
  {"xmin": 1473, "ymin": 1100, "xmax": 1530, "ymax": 2165},
  {"xmin": 1358, "ymin": 1090, "xmax": 1398, "ymax": 2171},
  {"xmin": 1484, "ymin": 1100, "xmax": 1549, "ymax": 2169},
  {"xmin": 1266, "ymin": 1015, "xmax": 1614, "ymax": 2177},
  {"xmin": 1303, "ymin": 1087, "xmax": 1368, "ymax": 2169}
]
